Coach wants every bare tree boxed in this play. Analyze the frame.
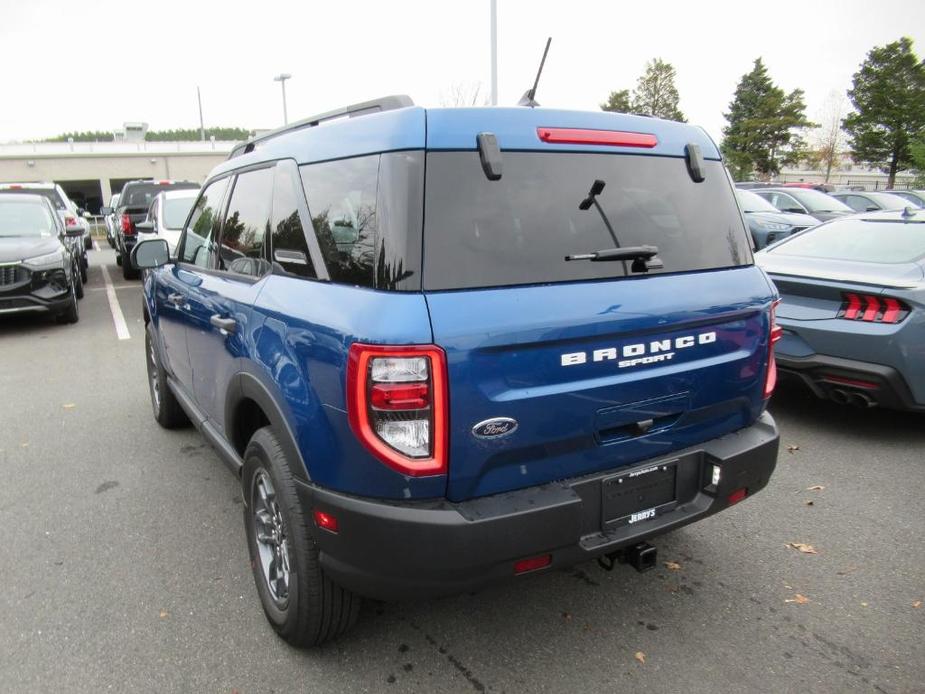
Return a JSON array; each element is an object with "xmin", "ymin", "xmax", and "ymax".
[
  {"xmin": 440, "ymin": 81, "xmax": 489, "ymax": 107},
  {"xmin": 810, "ymin": 91, "xmax": 849, "ymax": 182}
]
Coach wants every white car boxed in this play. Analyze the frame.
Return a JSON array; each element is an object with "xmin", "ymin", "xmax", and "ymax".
[
  {"xmin": 136, "ymin": 188, "xmax": 199, "ymax": 256},
  {"xmin": 104, "ymin": 192, "xmax": 121, "ymax": 248}
]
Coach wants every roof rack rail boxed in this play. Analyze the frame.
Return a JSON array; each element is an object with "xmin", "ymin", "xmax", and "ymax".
[{"xmin": 229, "ymin": 94, "xmax": 414, "ymax": 159}]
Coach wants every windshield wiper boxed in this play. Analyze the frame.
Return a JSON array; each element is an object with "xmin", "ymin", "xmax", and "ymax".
[{"xmin": 565, "ymin": 244, "xmax": 664, "ymax": 272}]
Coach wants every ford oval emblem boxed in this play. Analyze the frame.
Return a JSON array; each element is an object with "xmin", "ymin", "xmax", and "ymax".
[{"xmin": 471, "ymin": 417, "xmax": 518, "ymax": 440}]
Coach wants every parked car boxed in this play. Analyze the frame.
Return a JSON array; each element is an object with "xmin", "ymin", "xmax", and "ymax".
[
  {"xmin": 135, "ymin": 188, "xmax": 199, "ymax": 256},
  {"xmin": 781, "ymin": 182, "xmax": 835, "ymax": 193},
  {"xmin": 830, "ymin": 190, "xmax": 912, "ymax": 212},
  {"xmin": 133, "ymin": 95, "xmax": 781, "ymax": 647},
  {"xmin": 102, "ymin": 179, "xmax": 198, "ymax": 279},
  {"xmin": 0, "ymin": 182, "xmax": 90, "ymax": 281},
  {"xmin": 0, "ymin": 193, "xmax": 82, "ymax": 323},
  {"xmin": 104, "ymin": 193, "xmax": 121, "ymax": 248},
  {"xmin": 753, "ymin": 187, "xmax": 854, "ymax": 222},
  {"xmin": 755, "ymin": 208, "xmax": 925, "ymax": 412},
  {"xmin": 736, "ymin": 189, "xmax": 819, "ymax": 249},
  {"xmin": 886, "ymin": 190, "xmax": 925, "ymax": 208}
]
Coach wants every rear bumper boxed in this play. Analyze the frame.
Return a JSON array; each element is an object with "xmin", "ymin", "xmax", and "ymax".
[
  {"xmin": 777, "ymin": 353, "xmax": 924, "ymax": 412},
  {"xmin": 297, "ymin": 412, "xmax": 779, "ymax": 601}
]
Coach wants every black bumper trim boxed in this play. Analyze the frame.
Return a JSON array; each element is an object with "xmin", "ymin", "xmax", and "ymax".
[{"xmin": 295, "ymin": 412, "xmax": 780, "ymax": 601}]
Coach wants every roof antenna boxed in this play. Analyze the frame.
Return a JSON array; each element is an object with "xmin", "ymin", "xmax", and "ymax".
[{"xmin": 518, "ymin": 37, "xmax": 552, "ymax": 107}]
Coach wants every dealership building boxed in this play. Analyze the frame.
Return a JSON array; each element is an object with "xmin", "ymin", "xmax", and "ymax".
[{"xmin": 0, "ymin": 123, "xmax": 236, "ymax": 214}]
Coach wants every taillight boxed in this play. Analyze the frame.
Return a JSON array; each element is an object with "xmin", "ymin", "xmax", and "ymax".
[
  {"xmin": 64, "ymin": 215, "xmax": 78, "ymax": 227},
  {"xmin": 838, "ymin": 292, "xmax": 909, "ymax": 324},
  {"xmin": 764, "ymin": 300, "xmax": 783, "ymax": 399},
  {"xmin": 346, "ymin": 344, "xmax": 448, "ymax": 476},
  {"xmin": 537, "ymin": 127, "xmax": 658, "ymax": 148},
  {"xmin": 121, "ymin": 214, "xmax": 135, "ymax": 235}
]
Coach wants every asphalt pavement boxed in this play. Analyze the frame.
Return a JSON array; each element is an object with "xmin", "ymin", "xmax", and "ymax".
[{"xmin": 0, "ymin": 246, "xmax": 922, "ymax": 693}]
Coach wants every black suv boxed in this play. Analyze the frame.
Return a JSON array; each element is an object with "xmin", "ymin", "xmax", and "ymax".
[{"xmin": 0, "ymin": 194, "xmax": 82, "ymax": 324}]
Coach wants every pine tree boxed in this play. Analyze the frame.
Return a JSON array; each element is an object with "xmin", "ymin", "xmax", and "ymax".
[
  {"xmin": 843, "ymin": 37, "xmax": 925, "ymax": 188},
  {"xmin": 600, "ymin": 89, "xmax": 632, "ymax": 113},
  {"xmin": 721, "ymin": 58, "xmax": 812, "ymax": 180},
  {"xmin": 631, "ymin": 58, "xmax": 685, "ymax": 121}
]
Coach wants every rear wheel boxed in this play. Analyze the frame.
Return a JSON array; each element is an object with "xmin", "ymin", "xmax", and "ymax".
[
  {"xmin": 122, "ymin": 253, "xmax": 138, "ymax": 280},
  {"xmin": 145, "ymin": 325, "xmax": 189, "ymax": 428},
  {"xmin": 74, "ymin": 262, "xmax": 84, "ymax": 299},
  {"xmin": 243, "ymin": 427, "xmax": 360, "ymax": 647}
]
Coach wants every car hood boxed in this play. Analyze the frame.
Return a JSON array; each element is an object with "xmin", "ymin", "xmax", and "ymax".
[
  {"xmin": 745, "ymin": 211, "xmax": 819, "ymax": 227},
  {"xmin": 756, "ymin": 252, "xmax": 925, "ymax": 289},
  {"xmin": 0, "ymin": 236, "xmax": 63, "ymax": 263}
]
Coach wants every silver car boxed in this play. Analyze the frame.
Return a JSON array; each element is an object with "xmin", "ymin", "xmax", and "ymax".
[{"xmin": 135, "ymin": 188, "xmax": 199, "ymax": 256}]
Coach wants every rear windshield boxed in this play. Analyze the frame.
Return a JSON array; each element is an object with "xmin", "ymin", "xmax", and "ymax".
[
  {"xmin": 768, "ymin": 218, "xmax": 925, "ymax": 263},
  {"xmin": 0, "ymin": 188, "xmax": 66, "ymax": 210},
  {"xmin": 121, "ymin": 182, "xmax": 199, "ymax": 208},
  {"xmin": 0, "ymin": 200, "xmax": 56, "ymax": 237},
  {"xmin": 423, "ymin": 152, "xmax": 751, "ymax": 290}
]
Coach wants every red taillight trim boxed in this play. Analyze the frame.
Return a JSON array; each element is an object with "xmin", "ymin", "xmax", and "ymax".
[
  {"xmin": 763, "ymin": 300, "xmax": 783, "ymax": 400},
  {"xmin": 861, "ymin": 295, "xmax": 880, "ymax": 322},
  {"xmin": 727, "ymin": 487, "xmax": 748, "ymax": 505},
  {"xmin": 537, "ymin": 127, "xmax": 658, "ymax": 148},
  {"xmin": 838, "ymin": 292, "xmax": 908, "ymax": 324},
  {"xmin": 313, "ymin": 509, "xmax": 338, "ymax": 533},
  {"xmin": 120, "ymin": 213, "xmax": 135, "ymax": 235},
  {"xmin": 843, "ymin": 293, "xmax": 862, "ymax": 320},
  {"xmin": 822, "ymin": 374, "xmax": 879, "ymax": 390},
  {"xmin": 370, "ymin": 382, "xmax": 430, "ymax": 410},
  {"xmin": 881, "ymin": 298, "xmax": 901, "ymax": 324},
  {"xmin": 346, "ymin": 343, "xmax": 448, "ymax": 477},
  {"xmin": 64, "ymin": 215, "xmax": 78, "ymax": 227},
  {"xmin": 514, "ymin": 554, "xmax": 552, "ymax": 575}
]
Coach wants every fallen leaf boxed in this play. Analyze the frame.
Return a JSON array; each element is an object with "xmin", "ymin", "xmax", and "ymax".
[
  {"xmin": 805, "ymin": 500, "xmax": 814, "ymax": 506},
  {"xmin": 914, "ymin": 601, "xmax": 922, "ymax": 609},
  {"xmin": 561, "ymin": 611, "xmax": 572, "ymax": 621},
  {"xmin": 21, "ymin": 443, "xmax": 29, "ymax": 448},
  {"xmin": 861, "ymin": 602, "xmax": 869, "ymax": 607},
  {"xmin": 806, "ymin": 485, "xmax": 824, "ymax": 491},
  {"xmin": 788, "ymin": 542, "xmax": 818, "ymax": 555},
  {"xmin": 787, "ymin": 445, "xmax": 800, "ymax": 454},
  {"xmin": 634, "ymin": 651, "xmax": 646, "ymax": 665},
  {"xmin": 664, "ymin": 561, "xmax": 682, "ymax": 571},
  {"xmin": 62, "ymin": 403, "xmax": 76, "ymax": 409},
  {"xmin": 785, "ymin": 594, "xmax": 810, "ymax": 604},
  {"xmin": 159, "ymin": 610, "xmax": 168, "ymax": 619}
]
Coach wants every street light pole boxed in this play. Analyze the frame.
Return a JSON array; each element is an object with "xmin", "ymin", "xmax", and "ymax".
[
  {"xmin": 273, "ymin": 73, "xmax": 292, "ymax": 125},
  {"xmin": 490, "ymin": 0, "xmax": 498, "ymax": 106}
]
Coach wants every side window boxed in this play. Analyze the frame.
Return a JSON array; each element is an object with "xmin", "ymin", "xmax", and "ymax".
[
  {"xmin": 180, "ymin": 177, "xmax": 230, "ymax": 268},
  {"xmin": 300, "ymin": 155, "xmax": 379, "ymax": 288},
  {"xmin": 270, "ymin": 164, "xmax": 316, "ymax": 278},
  {"xmin": 219, "ymin": 167, "xmax": 274, "ymax": 277},
  {"xmin": 845, "ymin": 195, "xmax": 869, "ymax": 211}
]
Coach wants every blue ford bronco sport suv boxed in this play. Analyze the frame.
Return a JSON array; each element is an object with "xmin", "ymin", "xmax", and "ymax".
[{"xmin": 133, "ymin": 95, "xmax": 781, "ymax": 646}]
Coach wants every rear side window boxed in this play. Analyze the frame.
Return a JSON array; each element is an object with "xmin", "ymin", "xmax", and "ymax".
[
  {"xmin": 180, "ymin": 177, "xmax": 229, "ymax": 268},
  {"xmin": 270, "ymin": 164, "xmax": 316, "ymax": 278},
  {"xmin": 122, "ymin": 182, "xmax": 199, "ymax": 208},
  {"xmin": 423, "ymin": 152, "xmax": 752, "ymax": 291},
  {"xmin": 300, "ymin": 155, "xmax": 379, "ymax": 287},
  {"xmin": 220, "ymin": 167, "xmax": 273, "ymax": 277}
]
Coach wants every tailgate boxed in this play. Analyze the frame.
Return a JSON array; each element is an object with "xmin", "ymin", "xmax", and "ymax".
[{"xmin": 427, "ymin": 267, "xmax": 775, "ymax": 501}]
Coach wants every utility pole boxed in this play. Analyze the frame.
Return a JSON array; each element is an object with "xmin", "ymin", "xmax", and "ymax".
[
  {"xmin": 490, "ymin": 0, "xmax": 498, "ymax": 105},
  {"xmin": 274, "ymin": 73, "xmax": 292, "ymax": 125},
  {"xmin": 197, "ymin": 86, "xmax": 205, "ymax": 141}
]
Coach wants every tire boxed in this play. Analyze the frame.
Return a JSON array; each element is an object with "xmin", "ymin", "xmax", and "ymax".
[
  {"xmin": 145, "ymin": 325, "xmax": 189, "ymax": 428},
  {"xmin": 122, "ymin": 253, "xmax": 138, "ymax": 280},
  {"xmin": 80, "ymin": 254, "xmax": 88, "ymax": 283},
  {"xmin": 55, "ymin": 282, "xmax": 79, "ymax": 324},
  {"xmin": 74, "ymin": 263, "xmax": 84, "ymax": 299},
  {"xmin": 243, "ymin": 427, "xmax": 360, "ymax": 647},
  {"xmin": 115, "ymin": 252, "xmax": 122, "ymax": 267},
  {"xmin": 84, "ymin": 235, "xmax": 93, "ymax": 250}
]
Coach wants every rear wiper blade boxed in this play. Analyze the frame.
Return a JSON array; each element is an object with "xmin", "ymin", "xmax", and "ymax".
[{"xmin": 565, "ymin": 244, "xmax": 664, "ymax": 272}]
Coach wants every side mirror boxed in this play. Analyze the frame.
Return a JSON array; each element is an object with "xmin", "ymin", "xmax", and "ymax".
[
  {"xmin": 865, "ymin": 205, "xmax": 879, "ymax": 212},
  {"xmin": 65, "ymin": 227, "xmax": 83, "ymax": 237},
  {"xmin": 100, "ymin": 206, "xmax": 113, "ymax": 215},
  {"xmin": 136, "ymin": 220, "xmax": 155, "ymax": 233},
  {"xmin": 82, "ymin": 211, "xmax": 92, "ymax": 219},
  {"xmin": 132, "ymin": 238, "xmax": 170, "ymax": 269}
]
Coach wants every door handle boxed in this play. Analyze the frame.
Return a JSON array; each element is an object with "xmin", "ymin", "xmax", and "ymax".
[
  {"xmin": 167, "ymin": 292, "xmax": 185, "ymax": 306},
  {"xmin": 210, "ymin": 314, "xmax": 237, "ymax": 334}
]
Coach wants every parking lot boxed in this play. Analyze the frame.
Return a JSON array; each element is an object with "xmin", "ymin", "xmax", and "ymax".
[{"xmin": 0, "ymin": 246, "xmax": 920, "ymax": 693}]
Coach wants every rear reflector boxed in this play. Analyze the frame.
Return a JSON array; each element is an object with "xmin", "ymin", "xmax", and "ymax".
[
  {"xmin": 822, "ymin": 374, "xmax": 879, "ymax": 390},
  {"xmin": 727, "ymin": 488, "xmax": 748, "ymax": 505},
  {"xmin": 514, "ymin": 554, "xmax": 552, "ymax": 575},
  {"xmin": 764, "ymin": 300, "xmax": 783, "ymax": 399},
  {"xmin": 313, "ymin": 509, "xmax": 338, "ymax": 533},
  {"xmin": 537, "ymin": 127, "xmax": 658, "ymax": 148},
  {"xmin": 838, "ymin": 292, "xmax": 909, "ymax": 324}
]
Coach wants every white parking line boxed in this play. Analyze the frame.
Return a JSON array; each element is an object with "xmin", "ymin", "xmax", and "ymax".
[
  {"xmin": 93, "ymin": 239, "xmax": 100, "ymax": 252},
  {"xmin": 101, "ymin": 265, "xmax": 131, "ymax": 341}
]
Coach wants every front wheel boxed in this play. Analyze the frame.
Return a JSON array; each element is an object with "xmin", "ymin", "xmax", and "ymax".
[
  {"xmin": 243, "ymin": 427, "xmax": 360, "ymax": 647},
  {"xmin": 55, "ymin": 282, "xmax": 79, "ymax": 324},
  {"xmin": 74, "ymin": 262, "xmax": 84, "ymax": 299}
]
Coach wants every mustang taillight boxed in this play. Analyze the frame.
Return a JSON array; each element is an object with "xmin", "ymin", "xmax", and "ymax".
[
  {"xmin": 838, "ymin": 293, "xmax": 909, "ymax": 324},
  {"xmin": 347, "ymin": 344, "xmax": 448, "ymax": 476},
  {"xmin": 121, "ymin": 213, "xmax": 135, "ymax": 235},
  {"xmin": 764, "ymin": 300, "xmax": 783, "ymax": 400}
]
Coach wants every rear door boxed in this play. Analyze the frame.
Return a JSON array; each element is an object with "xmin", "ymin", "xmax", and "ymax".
[{"xmin": 421, "ymin": 149, "xmax": 775, "ymax": 502}]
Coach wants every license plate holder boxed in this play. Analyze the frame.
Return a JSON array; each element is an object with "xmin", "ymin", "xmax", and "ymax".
[{"xmin": 602, "ymin": 460, "xmax": 678, "ymax": 529}]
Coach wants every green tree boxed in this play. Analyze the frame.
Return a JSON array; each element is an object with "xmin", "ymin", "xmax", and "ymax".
[
  {"xmin": 631, "ymin": 58, "xmax": 685, "ymax": 121},
  {"xmin": 842, "ymin": 37, "xmax": 925, "ymax": 188},
  {"xmin": 600, "ymin": 89, "xmax": 632, "ymax": 113},
  {"xmin": 146, "ymin": 126, "xmax": 251, "ymax": 141},
  {"xmin": 43, "ymin": 131, "xmax": 114, "ymax": 142},
  {"xmin": 721, "ymin": 58, "xmax": 812, "ymax": 180}
]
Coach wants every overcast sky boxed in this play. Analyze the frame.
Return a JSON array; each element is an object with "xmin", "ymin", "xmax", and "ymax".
[{"xmin": 1, "ymin": 0, "xmax": 923, "ymax": 143}]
